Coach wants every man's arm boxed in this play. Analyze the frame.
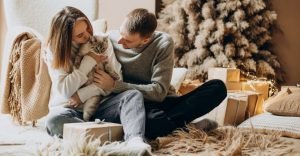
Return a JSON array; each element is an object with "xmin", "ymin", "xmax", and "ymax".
[{"xmin": 94, "ymin": 40, "xmax": 174, "ymax": 102}]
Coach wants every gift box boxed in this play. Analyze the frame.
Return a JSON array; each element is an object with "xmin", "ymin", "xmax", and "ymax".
[
  {"xmin": 241, "ymin": 80, "xmax": 269, "ymax": 100},
  {"xmin": 63, "ymin": 122, "xmax": 123, "ymax": 144},
  {"xmin": 193, "ymin": 91, "xmax": 264, "ymax": 126},
  {"xmin": 193, "ymin": 92, "xmax": 248, "ymax": 126},
  {"xmin": 232, "ymin": 91, "xmax": 264, "ymax": 118},
  {"xmin": 208, "ymin": 68, "xmax": 240, "ymax": 82},
  {"xmin": 226, "ymin": 82, "xmax": 242, "ymax": 90},
  {"xmin": 178, "ymin": 79, "xmax": 203, "ymax": 95},
  {"xmin": 224, "ymin": 93, "xmax": 248, "ymax": 125}
]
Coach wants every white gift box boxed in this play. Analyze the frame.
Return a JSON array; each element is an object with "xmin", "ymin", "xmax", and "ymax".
[
  {"xmin": 208, "ymin": 67, "xmax": 240, "ymax": 82},
  {"xmin": 63, "ymin": 122, "xmax": 123, "ymax": 145}
]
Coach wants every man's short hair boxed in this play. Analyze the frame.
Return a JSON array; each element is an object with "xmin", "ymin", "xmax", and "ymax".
[{"xmin": 125, "ymin": 8, "xmax": 157, "ymax": 38}]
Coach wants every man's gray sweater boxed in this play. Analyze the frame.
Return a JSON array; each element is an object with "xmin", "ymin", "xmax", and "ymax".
[{"xmin": 109, "ymin": 30, "xmax": 175, "ymax": 102}]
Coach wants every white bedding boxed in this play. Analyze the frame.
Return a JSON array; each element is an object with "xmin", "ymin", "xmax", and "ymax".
[{"xmin": 238, "ymin": 112, "xmax": 300, "ymax": 139}]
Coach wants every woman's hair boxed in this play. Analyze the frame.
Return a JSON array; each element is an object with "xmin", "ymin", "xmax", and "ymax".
[
  {"xmin": 125, "ymin": 8, "xmax": 157, "ymax": 38},
  {"xmin": 47, "ymin": 6, "xmax": 93, "ymax": 72}
]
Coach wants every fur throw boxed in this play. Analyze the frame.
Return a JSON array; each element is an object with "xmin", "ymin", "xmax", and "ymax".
[
  {"xmin": 26, "ymin": 126, "xmax": 299, "ymax": 156},
  {"xmin": 152, "ymin": 125, "xmax": 299, "ymax": 155},
  {"xmin": 1, "ymin": 31, "xmax": 51, "ymax": 124}
]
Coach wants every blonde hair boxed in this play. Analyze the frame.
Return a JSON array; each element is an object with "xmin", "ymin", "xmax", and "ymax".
[
  {"xmin": 125, "ymin": 8, "xmax": 157, "ymax": 38},
  {"xmin": 47, "ymin": 6, "xmax": 93, "ymax": 72}
]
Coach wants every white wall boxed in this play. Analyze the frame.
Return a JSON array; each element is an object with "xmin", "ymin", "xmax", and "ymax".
[
  {"xmin": 0, "ymin": 0, "xmax": 7, "ymax": 77},
  {"xmin": 98, "ymin": 0, "xmax": 156, "ymax": 30}
]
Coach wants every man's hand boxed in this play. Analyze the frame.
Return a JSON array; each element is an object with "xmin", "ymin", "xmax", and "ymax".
[
  {"xmin": 68, "ymin": 92, "xmax": 82, "ymax": 108},
  {"xmin": 94, "ymin": 69, "xmax": 115, "ymax": 91},
  {"xmin": 87, "ymin": 52, "xmax": 108, "ymax": 63}
]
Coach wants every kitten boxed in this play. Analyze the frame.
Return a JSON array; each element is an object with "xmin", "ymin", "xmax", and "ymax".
[{"xmin": 71, "ymin": 33, "xmax": 121, "ymax": 121}]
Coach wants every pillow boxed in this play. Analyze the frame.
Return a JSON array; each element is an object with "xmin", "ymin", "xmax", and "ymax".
[
  {"xmin": 265, "ymin": 90, "xmax": 300, "ymax": 116},
  {"xmin": 170, "ymin": 68, "xmax": 187, "ymax": 93},
  {"xmin": 263, "ymin": 87, "xmax": 292, "ymax": 110}
]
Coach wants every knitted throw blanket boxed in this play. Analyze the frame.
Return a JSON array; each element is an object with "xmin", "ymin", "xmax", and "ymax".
[{"xmin": 1, "ymin": 31, "xmax": 51, "ymax": 124}]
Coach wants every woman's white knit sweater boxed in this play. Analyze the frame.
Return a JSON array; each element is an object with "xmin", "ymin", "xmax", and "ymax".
[{"xmin": 44, "ymin": 45, "xmax": 99, "ymax": 110}]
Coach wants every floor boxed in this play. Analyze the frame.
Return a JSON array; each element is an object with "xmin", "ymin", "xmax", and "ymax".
[{"xmin": 0, "ymin": 114, "xmax": 52, "ymax": 155}]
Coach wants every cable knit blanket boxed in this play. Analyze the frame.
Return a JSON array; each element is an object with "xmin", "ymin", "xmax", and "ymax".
[{"xmin": 1, "ymin": 31, "xmax": 51, "ymax": 124}]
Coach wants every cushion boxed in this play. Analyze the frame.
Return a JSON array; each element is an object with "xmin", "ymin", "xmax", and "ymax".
[
  {"xmin": 170, "ymin": 68, "xmax": 187, "ymax": 93},
  {"xmin": 264, "ymin": 87, "xmax": 300, "ymax": 116},
  {"xmin": 265, "ymin": 91, "xmax": 300, "ymax": 116},
  {"xmin": 263, "ymin": 87, "xmax": 292, "ymax": 110},
  {"xmin": 238, "ymin": 112, "xmax": 300, "ymax": 139}
]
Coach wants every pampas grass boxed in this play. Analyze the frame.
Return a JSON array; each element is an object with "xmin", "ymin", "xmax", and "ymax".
[
  {"xmin": 153, "ymin": 125, "xmax": 298, "ymax": 155},
  {"xmin": 27, "ymin": 133, "xmax": 115, "ymax": 156}
]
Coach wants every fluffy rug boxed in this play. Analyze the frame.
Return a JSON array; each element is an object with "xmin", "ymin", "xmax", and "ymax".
[
  {"xmin": 151, "ymin": 125, "xmax": 300, "ymax": 156},
  {"xmin": 20, "ymin": 126, "xmax": 299, "ymax": 156},
  {"xmin": 1, "ymin": 113, "xmax": 299, "ymax": 156}
]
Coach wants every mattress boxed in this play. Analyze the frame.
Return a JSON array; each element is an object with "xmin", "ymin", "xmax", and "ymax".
[{"xmin": 238, "ymin": 112, "xmax": 300, "ymax": 139}]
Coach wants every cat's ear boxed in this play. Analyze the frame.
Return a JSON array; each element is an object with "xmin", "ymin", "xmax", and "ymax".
[
  {"xmin": 102, "ymin": 34, "xmax": 108, "ymax": 39},
  {"xmin": 90, "ymin": 36, "xmax": 96, "ymax": 43}
]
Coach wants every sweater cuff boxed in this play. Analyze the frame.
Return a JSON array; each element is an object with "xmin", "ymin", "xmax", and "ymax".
[
  {"xmin": 78, "ymin": 56, "xmax": 97, "ymax": 75},
  {"xmin": 112, "ymin": 80, "xmax": 128, "ymax": 93},
  {"xmin": 77, "ymin": 84, "xmax": 101, "ymax": 103}
]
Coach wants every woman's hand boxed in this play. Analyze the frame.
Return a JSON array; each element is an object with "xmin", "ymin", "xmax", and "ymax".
[
  {"xmin": 87, "ymin": 52, "xmax": 108, "ymax": 63},
  {"xmin": 68, "ymin": 92, "xmax": 82, "ymax": 108},
  {"xmin": 94, "ymin": 69, "xmax": 115, "ymax": 91}
]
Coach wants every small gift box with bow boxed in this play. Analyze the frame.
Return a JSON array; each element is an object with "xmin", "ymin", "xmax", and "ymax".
[{"xmin": 63, "ymin": 120, "xmax": 123, "ymax": 145}]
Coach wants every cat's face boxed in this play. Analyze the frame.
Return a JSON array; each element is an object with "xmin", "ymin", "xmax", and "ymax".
[
  {"xmin": 79, "ymin": 34, "xmax": 108, "ymax": 56},
  {"xmin": 90, "ymin": 35, "xmax": 108, "ymax": 54}
]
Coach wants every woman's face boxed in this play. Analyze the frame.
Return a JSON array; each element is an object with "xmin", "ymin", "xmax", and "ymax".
[{"xmin": 72, "ymin": 20, "xmax": 91, "ymax": 44}]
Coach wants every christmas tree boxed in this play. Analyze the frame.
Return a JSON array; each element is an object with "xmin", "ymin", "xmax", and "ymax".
[{"xmin": 157, "ymin": 0, "xmax": 283, "ymax": 84}]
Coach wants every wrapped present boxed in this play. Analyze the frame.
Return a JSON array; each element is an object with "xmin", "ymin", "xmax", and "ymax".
[
  {"xmin": 241, "ymin": 80, "xmax": 270, "ymax": 100},
  {"xmin": 193, "ymin": 92, "xmax": 248, "ymax": 126},
  {"xmin": 63, "ymin": 122, "xmax": 123, "ymax": 144},
  {"xmin": 226, "ymin": 82, "xmax": 242, "ymax": 90},
  {"xmin": 234, "ymin": 91, "xmax": 264, "ymax": 118},
  {"xmin": 224, "ymin": 93, "xmax": 248, "ymax": 126},
  {"xmin": 178, "ymin": 79, "xmax": 203, "ymax": 95},
  {"xmin": 208, "ymin": 68, "xmax": 240, "ymax": 82},
  {"xmin": 193, "ymin": 91, "xmax": 264, "ymax": 126}
]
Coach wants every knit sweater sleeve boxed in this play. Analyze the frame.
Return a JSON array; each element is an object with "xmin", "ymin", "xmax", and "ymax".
[
  {"xmin": 112, "ymin": 39, "xmax": 174, "ymax": 102},
  {"xmin": 46, "ymin": 48, "xmax": 96, "ymax": 99}
]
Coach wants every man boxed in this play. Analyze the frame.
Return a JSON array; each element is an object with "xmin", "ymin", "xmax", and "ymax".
[{"xmin": 94, "ymin": 8, "xmax": 227, "ymax": 140}]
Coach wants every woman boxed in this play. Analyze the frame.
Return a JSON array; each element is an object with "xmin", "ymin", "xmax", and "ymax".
[{"xmin": 45, "ymin": 6, "xmax": 150, "ymax": 153}]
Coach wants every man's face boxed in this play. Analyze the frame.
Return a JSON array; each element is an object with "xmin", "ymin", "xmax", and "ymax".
[{"xmin": 118, "ymin": 19, "xmax": 150, "ymax": 49}]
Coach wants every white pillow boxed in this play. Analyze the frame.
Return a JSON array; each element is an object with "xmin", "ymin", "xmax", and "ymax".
[{"xmin": 170, "ymin": 68, "xmax": 187, "ymax": 92}]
